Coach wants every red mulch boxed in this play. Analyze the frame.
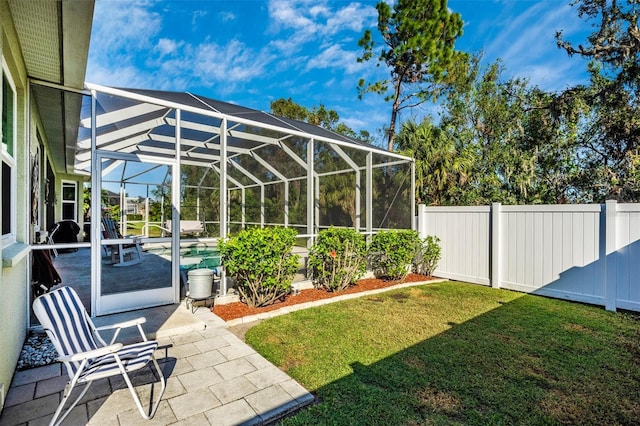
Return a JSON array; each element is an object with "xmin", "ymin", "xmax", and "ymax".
[{"xmin": 213, "ymin": 273, "xmax": 433, "ymax": 321}]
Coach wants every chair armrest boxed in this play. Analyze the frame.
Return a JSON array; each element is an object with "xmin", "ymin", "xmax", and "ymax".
[
  {"xmin": 96, "ymin": 317, "xmax": 150, "ymax": 345},
  {"xmin": 58, "ymin": 343, "xmax": 123, "ymax": 363},
  {"xmin": 95, "ymin": 317, "xmax": 147, "ymax": 331}
]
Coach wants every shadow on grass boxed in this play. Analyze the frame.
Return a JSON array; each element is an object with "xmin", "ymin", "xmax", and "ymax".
[{"xmin": 270, "ymin": 287, "xmax": 640, "ymax": 425}]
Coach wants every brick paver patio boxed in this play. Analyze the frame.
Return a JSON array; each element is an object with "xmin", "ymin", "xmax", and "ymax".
[{"xmin": 0, "ymin": 304, "xmax": 313, "ymax": 425}]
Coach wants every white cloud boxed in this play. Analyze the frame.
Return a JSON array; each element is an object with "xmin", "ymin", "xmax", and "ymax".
[
  {"xmin": 156, "ymin": 38, "xmax": 184, "ymax": 57},
  {"xmin": 325, "ymin": 3, "xmax": 376, "ymax": 35},
  {"xmin": 192, "ymin": 40, "xmax": 274, "ymax": 84},
  {"xmin": 192, "ymin": 10, "xmax": 209, "ymax": 26},
  {"xmin": 219, "ymin": 11, "xmax": 236, "ymax": 23},
  {"xmin": 89, "ymin": 1, "xmax": 161, "ymax": 55},
  {"xmin": 306, "ymin": 44, "xmax": 367, "ymax": 74},
  {"xmin": 264, "ymin": 1, "xmax": 376, "ymax": 79},
  {"xmin": 480, "ymin": 2, "xmax": 588, "ymax": 91},
  {"xmin": 86, "ymin": 1, "xmax": 163, "ymax": 85},
  {"xmin": 267, "ymin": 1, "xmax": 376, "ymax": 49},
  {"xmin": 86, "ymin": 1, "xmax": 277, "ymax": 94}
]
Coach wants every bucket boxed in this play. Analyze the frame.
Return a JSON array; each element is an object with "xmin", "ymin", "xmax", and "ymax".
[{"xmin": 188, "ymin": 268, "xmax": 213, "ymax": 299}]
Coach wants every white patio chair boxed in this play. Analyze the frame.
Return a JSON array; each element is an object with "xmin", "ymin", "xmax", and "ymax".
[{"xmin": 32, "ymin": 286, "xmax": 166, "ymax": 426}]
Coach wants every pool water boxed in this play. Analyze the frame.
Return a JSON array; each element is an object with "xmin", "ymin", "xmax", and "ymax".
[{"xmin": 145, "ymin": 244, "xmax": 220, "ymax": 272}]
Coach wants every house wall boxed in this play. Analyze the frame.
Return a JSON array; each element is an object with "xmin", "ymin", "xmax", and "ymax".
[{"xmin": 1, "ymin": 3, "xmax": 35, "ymax": 410}]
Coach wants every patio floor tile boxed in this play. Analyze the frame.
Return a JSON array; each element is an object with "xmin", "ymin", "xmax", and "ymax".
[
  {"xmin": 204, "ymin": 398, "xmax": 260, "ymax": 426},
  {"xmin": 208, "ymin": 376, "xmax": 259, "ymax": 404},
  {"xmin": 245, "ymin": 384, "xmax": 303, "ymax": 423},
  {"xmin": 10, "ymin": 364, "xmax": 61, "ymax": 387},
  {"xmin": 177, "ymin": 366, "xmax": 225, "ymax": 392},
  {"xmin": 245, "ymin": 366, "xmax": 293, "ymax": 389},
  {"xmin": 1, "ymin": 304, "xmax": 312, "ymax": 425},
  {"xmin": 185, "ymin": 349, "xmax": 227, "ymax": 370},
  {"xmin": 214, "ymin": 357, "xmax": 257, "ymax": 381},
  {"xmin": 2, "ymin": 383, "xmax": 34, "ymax": 408},
  {"xmin": 167, "ymin": 387, "xmax": 221, "ymax": 420}
]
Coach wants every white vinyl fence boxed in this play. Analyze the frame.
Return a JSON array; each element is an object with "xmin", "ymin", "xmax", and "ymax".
[{"xmin": 417, "ymin": 201, "xmax": 640, "ymax": 312}]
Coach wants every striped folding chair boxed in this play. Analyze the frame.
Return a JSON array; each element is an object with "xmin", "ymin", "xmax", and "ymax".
[{"xmin": 32, "ymin": 286, "xmax": 166, "ymax": 425}]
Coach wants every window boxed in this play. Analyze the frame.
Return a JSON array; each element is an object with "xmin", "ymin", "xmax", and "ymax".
[
  {"xmin": 2, "ymin": 60, "xmax": 16, "ymax": 244},
  {"xmin": 61, "ymin": 181, "xmax": 77, "ymax": 221}
]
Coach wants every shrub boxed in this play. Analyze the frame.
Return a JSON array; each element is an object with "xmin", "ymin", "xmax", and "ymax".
[
  {"xmin": 308, "ymin": 228, "xmax": 367, "ymax": 292},
  {"xmin": 413, "ymin": 235, "xmax": 441, "ymax": 276},
  {"xmin": 218, "ymin": 227, "xmax": 299, "ymax": 308},
  {"xmin": 368, "ymin": 230, "xmax": 420, "ymax": 281}
]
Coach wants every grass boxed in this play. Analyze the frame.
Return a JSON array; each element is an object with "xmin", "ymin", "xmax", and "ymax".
[{"xmin": 245, "ymin": 281, "xmax": 640, "ymax": 425}]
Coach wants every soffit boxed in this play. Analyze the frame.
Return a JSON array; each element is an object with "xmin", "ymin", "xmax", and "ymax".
[
  {"xmin": 9, "ymin": 0, "xmax": 94, "ymax": 174},
  {"xmin": 8, "ymin": 0, "xmax": 61, "ymax": 84}
]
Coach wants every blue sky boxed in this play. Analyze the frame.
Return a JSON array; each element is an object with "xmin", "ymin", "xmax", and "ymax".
[{"xmin": 87, "ymin": 0, "xmax": 592, "ymax": 145}]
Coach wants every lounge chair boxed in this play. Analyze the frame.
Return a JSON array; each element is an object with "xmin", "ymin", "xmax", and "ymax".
[
  {"xmin": 32, "ymin": 286, "xmax": 166, "ymax": 425},
  {"xmin": 164, "ymin": 219, "xmax": 205, "ymax": 235},
  {"xmin": 101, "ymin": 217, "xmax": 143, "ymax": 266}
]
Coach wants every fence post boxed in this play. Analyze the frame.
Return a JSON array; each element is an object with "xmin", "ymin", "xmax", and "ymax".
[
  {"xmin": 491, "ymin": 203, "xmax": 501, "ymax": 289},
  {"xmin": 604, "ymin": 200, "xmax": 617, "ymax": 311},
  {"xmin": 417, "ymin": 204, "xmax": 427, "ymax": 239}
]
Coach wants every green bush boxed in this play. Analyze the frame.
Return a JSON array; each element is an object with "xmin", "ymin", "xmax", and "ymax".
[
  {"xmin": 368, "ymin": 230, "xmax": 420, "ymax": 281},
  {"xmin": 413, "ymin": 235, "xmax": 441, "ymax": 276},
  {"xmin": 308, "ymin": 227, "xmax": 367, "ymax": 292},
  {"xmin": 218, "ymin": 227, "xmax": 299, "ymax": 308}
]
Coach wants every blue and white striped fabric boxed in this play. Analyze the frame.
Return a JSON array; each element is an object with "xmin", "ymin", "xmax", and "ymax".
[
  {"xmin": 33, "ymin": 286, "xmax": 158, "ymax": 381},
  {"xmin": 32, "ymin": 286, "xmax": 165, "ymax": 424},
  {"xmin": 33, "ymin": 286, "xmax": 99, "ymax": 377},
  {"xmin": 80, "ymin": 340, "xmax": 158, "ymax": 381}
]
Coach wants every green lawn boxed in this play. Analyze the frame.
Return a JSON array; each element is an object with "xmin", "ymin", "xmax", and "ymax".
[{"xmin": 245, "ymin": 281, "xmax": 640, "ymax": 425}]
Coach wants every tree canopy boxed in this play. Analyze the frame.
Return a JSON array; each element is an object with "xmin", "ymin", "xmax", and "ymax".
[
  {"xmin": 358, "ymin": 0, "xmax": 466, "ymax": 151},
  {"xmin": 368, "ymin": 0, "xmax": 640, "ymax": 205},
  {"xmin": 554, "ymin": 0, "xmax": 640, "ymax": 201},
  {"xmin": 270, "ymin": 97, "xmax": 373, "ymax": 143}
]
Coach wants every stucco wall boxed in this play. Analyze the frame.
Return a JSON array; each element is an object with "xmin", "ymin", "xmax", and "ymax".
[
  {"xmin": 0, "ymin": 2, "xmax": 33, "ymax": 411},
  {"xmin": 0, "ymin": 260, "xmax": 28, "ymax": 407}
]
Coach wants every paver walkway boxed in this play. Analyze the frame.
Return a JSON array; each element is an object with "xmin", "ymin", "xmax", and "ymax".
[{"xmin": 0, "ymin": 304, "xmax": 314, "ymax": 425}]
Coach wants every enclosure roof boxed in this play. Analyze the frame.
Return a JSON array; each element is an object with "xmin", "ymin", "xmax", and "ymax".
[{"xmin": 76, "ymin": 85, "xmax": 412, "ymax": 178}]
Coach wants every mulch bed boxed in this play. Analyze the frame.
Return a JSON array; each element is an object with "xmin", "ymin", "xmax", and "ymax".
[{"xmin": 213, "ymin": 273, "xmax": 433, "ymax": 321}]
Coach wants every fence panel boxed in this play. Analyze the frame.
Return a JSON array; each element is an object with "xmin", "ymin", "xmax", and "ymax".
[
  {"xmin": 614, "ymin": 204, "xmax": 640, "ymax": 311},
  {"xmin": 419, "ymin": 205, "xmax": 490, "ymax": 285},
  {"xmin": 418, "ymin": 202, "xmax": 640, "ymax": 312},
  {"xmin": 499, "ymin": 205, "xmax": 605, "ymax": 306}
]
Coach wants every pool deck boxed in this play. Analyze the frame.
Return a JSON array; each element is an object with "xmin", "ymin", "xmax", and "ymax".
[{"xmin": 0, "ymin": 303, "xmax": 315, "ymax": 425}]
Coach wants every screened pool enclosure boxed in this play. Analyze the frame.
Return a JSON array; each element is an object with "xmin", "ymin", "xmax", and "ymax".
[{"xmin": 32, "ymin": 82, "xmax": 414, "ymax": 315}]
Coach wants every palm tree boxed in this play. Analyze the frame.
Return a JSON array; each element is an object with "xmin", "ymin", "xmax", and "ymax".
[{"xmin": 396, "ymin": 118, "xmax": 472, "ymax": 205}]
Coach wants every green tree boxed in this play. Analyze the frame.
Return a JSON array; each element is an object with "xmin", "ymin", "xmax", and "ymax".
[
  {"xmin": 555, "ymin": 0, "xmax": 640, "ymax": 201},
  {"xmin": 269, "ymin": 97, "xmax": 374, "ymax": 141},
  {"xmin": 395, "ymin": 118, "xmax": 472, "ymax": 205},
  {"xmin": 270, "ymin": 98, "xmax": 308, "ymax": 121},
  {"xmin": 430, "ymin": 55, "xmax": 580, "ymax": 205},
  {"xmin": 270, "ymin": 98, "xmax": 368, "ymax": 226},
  {"xmin": 358, "ymin": 0, "xmax": 466, "ymax": 151}
]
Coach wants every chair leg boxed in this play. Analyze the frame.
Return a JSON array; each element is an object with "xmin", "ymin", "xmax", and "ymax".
[
  {"xmin": 49, "ymin": 381, "xmax": 93, "ymax": 426},
  {"xmin": 117, "ymin": 356, "xmax": 166, "ymax": 420}
]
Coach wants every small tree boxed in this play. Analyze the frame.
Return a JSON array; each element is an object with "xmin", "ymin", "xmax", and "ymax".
[
  {"xmin": 358, "ymin": 0, "xmax": 466, "ymax": 150},
  {"xmin": 368, "ymin": 229, "xmax": 420, "ymax": 281},
  {"xmin": 308, "ymin": 228, "xmax": 367, "ymax": 292},
  {"xmin": 218, "ymin": 227, "xmax": 299, "ymax": 308}
]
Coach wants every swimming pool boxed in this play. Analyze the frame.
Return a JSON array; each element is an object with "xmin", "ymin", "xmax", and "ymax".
[{"xmin": 145, "ymin": 244, "xmax": 221, "ymax": 272}]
